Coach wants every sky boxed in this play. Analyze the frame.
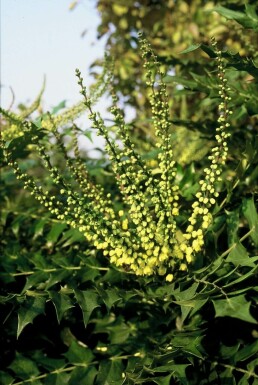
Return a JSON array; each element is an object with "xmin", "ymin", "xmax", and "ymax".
[{"xmin": 1, "ymin": 0, "xmax": 106, "ymax": 110}]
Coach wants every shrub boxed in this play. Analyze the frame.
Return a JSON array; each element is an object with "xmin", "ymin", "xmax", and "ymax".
[{"xmin": 1, "ymin": 16, "xmax": 258, "ymax": 385}]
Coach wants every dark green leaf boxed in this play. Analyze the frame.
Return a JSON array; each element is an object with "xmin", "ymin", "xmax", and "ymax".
[
  {"xmin": 234, "ymin": 340, "xmax": 258, "ymax": 362},
  {"xmin": 44, "ymin": 372, "xmax": 71, "ymax": 385},
  {"xmin": 0, "ymin": 371, "xmax": 14, "ymax": 385},
  {"xmin": 45, "ymin": 270, "xmax": 71, "ymax": 290},
  {"xmin": 49, "ymin": 291, "xmax": 74, "ymax": 323},
  {"xmin": 17, "ymin": 296, "xmax": 46, "ymax": 337},
  {"xmin": 68, "ymin": 366, "xmax": 98, "ymax": 385},
  {"xmin": 22, "ymin": 271, "xmax": 48, "ymax": 293},
  {"xmin": 97, "ymin": 287, "xmax": 121, "ymax": 310},
  {"xmin": 171, "ymin": 364, "xmax": 190, "ymax": 385},
  {"xmin": 74, "ymin": 290, "xmax": 100, "ymax": 327},
  {"xmin": 8, "ymin": 354, "xmax": 40, "ymax": 380},
  {"xmin": 95, "ymin": 359, "xmax": 124, "ymax": 385},
  {"xmin": 63, "ymin": 340, "xmax": 94, "ymax": 364}
]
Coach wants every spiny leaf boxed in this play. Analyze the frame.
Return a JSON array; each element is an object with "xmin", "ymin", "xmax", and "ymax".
[
  {"xmin": 226, "ymin": 243, "xmax": 256, "ymax": 268},
  {"xmin": 8, "ymin": 354, "xmax": 40, "ymax": 380},
  {"xmin": 212, "ymin": 295, "xmax": 257, "ymax": 324},
  {"xmin": 96, "ymin": 287, "xmax": 121, "ymax": 310},
  {"xmin": 63, "ymin": 340, "xmax": 94, "ymax": 364},
  {"xmin": 95, "ymin": 359, "xmax": 124, "ymax": 385},
  {"xmin": 234, "ymin": 340, "xmax": 258, "ymax": 363},
  {"xmin": 68, "ymin": 366, "xmax": 98, "ymax": 385},
  {"xmin": 74, "ymin": 289, "xmax": 100, "ymax": 327},
  {"xmin": 49, "ymin": 291, "xmax": 74, "ymax": 323},
  {"xmin": 17, "ymin": 296, "xmax": 46, "ymax": 338},
  {"xmin": 0, "ymin": 371, "xmax": 13, "ymax": 385}
]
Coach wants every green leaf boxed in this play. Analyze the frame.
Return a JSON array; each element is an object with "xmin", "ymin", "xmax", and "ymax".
[
  {"xmin": 171, "ymin": 364, "xmax": 190, "ymax": 385},
  {"xmin": 63, "ymin": 340, "xmax": 94, "ymax": 364},
  {"xmin": 17, "ymin": 296, "xmax": 46, "ymax": 337},
  {"xmin": 0, "ymin": 371, "xmax": 14, "ymax": 385},
  {"xmin": 172, "ymin": 334, "xmax": 203, "ymax": 358},
  {"xmin": 97, "ymin": 287, "xmax": 121, "ymax": 310},
  {"xmin": 174, "ymin": 282, "xmax": 199, "ymax": 301},
  {"xmin": 49, "ymin": 291, "xmax": 74, "ymax": 323},
  {"xmin": 179, "ymin": 44, "xmax": 201, "ymax": 54},
  {"xmin": 234, "ymin": 340, "xmax": 258, "ymax": 362},
  {"xmin": 68, "ymin": 366, "xmax": 98, "ymax": 385},
  {"xmin": 45, "ymin": 270, "xmax": 71, "ymax": 290},
  {"xmin": 95, "ymin": 359, "xmax": 124, "ymax": 385},
  {"xmin": 51, "ymin": 100, "xmax": 66, "ymax": 115},
  {"xmin": 212, "ymin": 5, "xmax": 258, "ymax": 29},
  {"xmin": 8, "ymin": 354, "xmax": 40, "ymax": 380},
  {"xmin": 46, "ymin": 223, "xmax": 67, "ymax": 244},
  {"xmin": 22, "ymin": 271, "xmax": 48, "ymax": 293},
  {"xmin": 163, "ymin": 75, "xmax": 198, "ymax": 90},
  {"xmin": 152, "ymin": 374, "xmax": 173, "ymax": 385},
  {"xmin": 74, "ymin": 289, "xmax": 100, "ymax": 327},
  {"xmin": 107, "ymin": 322, "xmax": 131, "ymax": 344},
  {"xmin": 33, "ymin": 217, "xmax": 48, "ymax": 239},
  {"xmin": 84, "ymin": 129, "xmax": 93, "ymax": 143},
  {"xmin": 212, "ymin": 295, "xmax": 257, "ymax": 324},
  {"xmin": 44, "ymin": 372, "xmax": 71, "ymax": 385},
  {"xmin": 213, "ymin": 6, "xmax": 247, "ymax": 20},
  {"xmin": 242, "ymin": 197, "xmax": 258, "ymax": 246},
  {"xmin": 57, "ymin": 228, "xmax": 85, "ymax": 247},
  {"xmin": 226, "ymin": 243, "xmax": 256, "ymax": 267},
  {"xmin": 226, "ymin": 209, "xmax": 240, "ymax": 247}
]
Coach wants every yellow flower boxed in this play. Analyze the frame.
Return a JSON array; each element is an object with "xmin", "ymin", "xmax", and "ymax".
[{"xmin": 166, "ymin": 274, "xmax": 174, "ymax": 282}]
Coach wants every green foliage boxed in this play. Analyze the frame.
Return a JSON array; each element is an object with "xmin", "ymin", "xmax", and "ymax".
[{"xmin": 1, "ymin": 2, "xmax": 258, "ymax": 385}]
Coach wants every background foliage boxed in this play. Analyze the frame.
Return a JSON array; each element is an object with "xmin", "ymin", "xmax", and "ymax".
[{"xmin": 1, "ymin": 1, "xmax": 258, "ymax": 384}]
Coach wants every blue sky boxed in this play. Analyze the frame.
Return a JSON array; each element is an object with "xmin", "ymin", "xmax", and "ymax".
[{"xmin": 1, "ymin": 0, "xmax": 106, "ymax": 110}]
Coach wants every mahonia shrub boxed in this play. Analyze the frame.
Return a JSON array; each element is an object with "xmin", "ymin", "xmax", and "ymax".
[
  {"xmin": 1, "ymin": 36, "xmax": 232, "ymax": 282},
  {"xmin": 1, "ymin": 27, "xmax": 258, "ymax": 385}
]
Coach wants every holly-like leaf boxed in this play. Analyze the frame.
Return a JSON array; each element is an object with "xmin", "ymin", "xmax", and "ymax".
[
  {"xmin": 49, "ymin": 291, "xmax": 74, "ymax": 323},
  {"xmin": 226, "ymin": 243, "xmax": 257, "ymax": 268},
  {"xmin": 17, "ymin": 296, "xmax": 46, "ymax": 338},
  {"xmin": 74, "ymin": 289, "xmax": 100, "ymax": 327},
  {"xmin": 95, "ymin": 359, "xmax": 124, "ymax": 385},
  {"xmin": 212, "ymin": 295, "xmax": 256, "ymax": 324},
  {"xmin": 8, "ymin": 354, "xmax": 40, "ymax": 380},
  {"xmin": 97, "ymin": 287, "xmax": 121, "ymax": 310},
  {"xmin": 63, "ymin": 340, "xmax": 94, "ymax": 364}
]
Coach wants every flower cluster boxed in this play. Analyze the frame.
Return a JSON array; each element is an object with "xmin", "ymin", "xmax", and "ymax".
[
  {"xmin": 179, "ymin": 37, "xmax": 232, "ymax": 262},
  {"xmin": 1, "ymin": 37, "xmax": 232, "ymax": 282}
]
